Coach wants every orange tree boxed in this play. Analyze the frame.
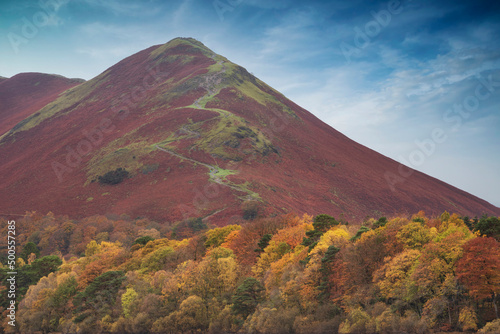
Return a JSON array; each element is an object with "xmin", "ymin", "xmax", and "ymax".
[{"xmin": 456, "ymin": 237, "xmax": 500, "ymax": 319}]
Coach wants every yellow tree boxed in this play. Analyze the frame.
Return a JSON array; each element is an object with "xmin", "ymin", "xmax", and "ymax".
[{"xmin": 374, "ymin": 249, "xmax": 421, "ymax": 302}]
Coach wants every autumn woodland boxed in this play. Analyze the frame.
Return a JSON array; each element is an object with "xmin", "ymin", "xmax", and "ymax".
[{"xmin": 0, "ymin": 210, "xmax": 499, "ymax": 333}]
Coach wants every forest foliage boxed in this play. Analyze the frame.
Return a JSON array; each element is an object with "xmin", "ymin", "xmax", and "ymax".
[{"xmin": 0, "ymin": 211, "xmax": 499, "ymax": 333}]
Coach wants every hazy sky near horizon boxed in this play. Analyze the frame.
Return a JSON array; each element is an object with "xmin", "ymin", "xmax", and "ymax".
[{"xmin": 1, "ymin": 0, "xmax": 500, "ymax": 208}]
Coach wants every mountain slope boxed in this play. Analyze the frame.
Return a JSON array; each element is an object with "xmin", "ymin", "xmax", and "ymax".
[
  {"xmin": 0, "ymin": 38, "xmax": 498, "ymax": 223},
  {"xmin": 0, "ymin": 73, "xmax": 84, "ymax": 136}
]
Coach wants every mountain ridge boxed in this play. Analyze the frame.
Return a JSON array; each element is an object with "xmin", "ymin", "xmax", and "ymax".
[{"xmin": 0, "ymin": 38, "xmax": 498, "ymax": 223}]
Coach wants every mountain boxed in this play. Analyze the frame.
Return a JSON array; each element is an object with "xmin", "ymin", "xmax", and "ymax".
[
  {"xmin": 0, "ymin": 73, "xmax": 84, "ymax": 136},
  {"xmin": 0, "ymin": 38, "xmax": 498, "ymax": 223}
]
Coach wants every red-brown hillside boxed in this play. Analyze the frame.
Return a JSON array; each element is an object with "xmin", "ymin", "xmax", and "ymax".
[
  {"xmin": 0, "ymin": 38, "xmax": 498, "ymax": 223},
  {"xmin": 0, "ymin": 73, "xmax": 84, "ymax": 136}
]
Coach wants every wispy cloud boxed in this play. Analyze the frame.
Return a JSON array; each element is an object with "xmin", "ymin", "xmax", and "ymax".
[
  {"xmin": 172, "ymin": 0, "xmax": 193, "ymax": 28},
  {"xmin": 78, "ymin": 0, "xmax": 163, "ymax": 17},
  {"xmin": 75, "ymin": 45, "xmax": 137, "ymax": 59}
]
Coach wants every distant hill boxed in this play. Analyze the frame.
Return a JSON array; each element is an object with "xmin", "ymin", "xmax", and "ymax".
[{"xmin": 0, "ymin": 73, "xmax": 84, "ymax": 136}]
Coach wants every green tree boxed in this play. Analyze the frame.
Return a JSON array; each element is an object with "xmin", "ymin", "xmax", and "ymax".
[
  {"xmin": 313, "ymin": 214, "xmax": 339, "ymax": 231},
  {"xmin": 73, "ymin": 270, "xmax": 126, "ymax": 323},
  {"xmin": 28, "ymin": 255, "xmax": 63, "ymax": 277},
  {"xmin": 350, "ymin": 226, "xmax": 371, "ymax": 241},
  {"xmin": 232, "ymin": 277, "xmax": 265, "ymax": 318},
  {"xmin": 474, "ymin": 215, "xmax": 500, "ymax": 241},
  {"xmin": 19, "ymin": 242, "xmax": 40, "ymax": 262},
  {"xmin": 132, "ymin": 236, "xmax": 155, "ymax": 247},
  {"xmin": 2, "ymin": 255, "xmax": 63, "ymax": 305},
  {"xmin": 302, "ymin": 214, "xmax": 339, "ymax": 251},
  {"xmin": 188, "ymin": 217, "xmax": 207, "ymax": 232},
  {"xmin": 255, "ymin": 234, "xmax": 272, "ymax": 253},
  {"xmin": 318, "ymin": 245, "xmax": 340, "ymax": 302},
  {"xmin": 373, "ymin": 217, "xmax": 388, "ymax": 229}
]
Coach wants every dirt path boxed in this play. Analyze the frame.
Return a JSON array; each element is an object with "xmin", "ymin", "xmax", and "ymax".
[
  {"xmin": 155, "ymin": 145, "xmax": 249, "ymax": 194},
  {"xmin": 193, "ymin": 55, "xmax": 227, "ymax": 108},
  {"xmin": 156, "ymin": 145, "xmax": 214, "ymax": 170},
  {"xmin": 179, "ymin": 125, "xmax": 200, "ymax": 138},
  {"xmin": 201, "ymin": 208, "xmax": 227, "ymax": 223}
]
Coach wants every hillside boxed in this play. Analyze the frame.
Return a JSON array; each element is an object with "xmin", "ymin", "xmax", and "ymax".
[
  {"xmin": 0, "ymin": 38, "xmax": 498, "ymax": 223},
  {"xmin": 0, "ymin": 73, "xmax": 84, "ymax": 136}
]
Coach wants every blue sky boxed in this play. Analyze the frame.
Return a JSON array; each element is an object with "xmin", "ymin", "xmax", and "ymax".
[{"xmin": 1, "ymin": 0, "xmax": 499, "ymax": 208}]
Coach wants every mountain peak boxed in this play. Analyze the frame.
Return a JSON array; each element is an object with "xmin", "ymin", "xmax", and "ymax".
[
  {"xmin": 150, "ymin": 37, "xmax": 215, "ymax": 60},
  {"xmin": 169, "ymin": 37, "xmax": 209, "ymax": 48},
  {"xmin": 165, "ymin": 37, "xmax": 211, "ymax": 51}
]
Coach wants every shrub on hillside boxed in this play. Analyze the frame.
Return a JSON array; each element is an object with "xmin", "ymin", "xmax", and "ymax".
[
  {"xmin": 98, "ymin": 168, "xmax": 129, "ymax": 185},
  {"xmin": 242, "ymin": 200, "xmax": 261, "ymax": 220}
]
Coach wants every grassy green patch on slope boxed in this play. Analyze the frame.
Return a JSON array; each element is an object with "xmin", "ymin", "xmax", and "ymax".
[
  {"xmin": 212, "ymin": 166, "xmax": 238, "ymax": 180},
  {"xmin": 192, "ymin": 112, "xmax": 275, "ymax": 160},
  {"xmin": 85, "ymin": 139, "xmax": 155, "ymax": 185}
]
